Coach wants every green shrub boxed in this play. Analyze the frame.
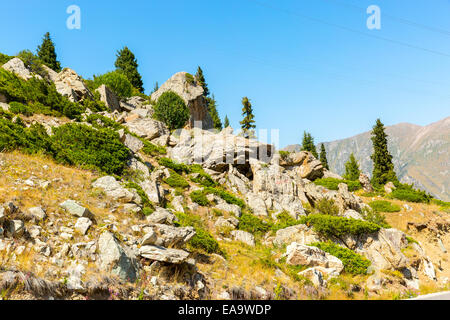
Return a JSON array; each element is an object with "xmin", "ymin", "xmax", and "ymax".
[
  {"xmin": 175, "ymin": 211, "xmax": 221, "ymax": 254},
  {"xmin": 164, "ymin": 169, "xmax": 190, "ymax": 189},
  {"xmin": 431, "ymin": 199, "xmax": 450, "ymax": 213},
  {"xmin": 91, "ymin": 71, "xmax": 133, "ymax": 98},
  {"xmin": 314, "ymin": 178, "xmax": 361, "ymax": 192},
  {"xmin": 142, "ymin": 207, "xmax": 155, "ymax": 216},
  {"xmin": 278, "ymin": 150, "xmax": 290, "ymax": 161},
  {"xmin": 311, "ymin": 241, "xmax": 371, "ymax": 275},
  {"xmin": 360, "ymin": 207, "xmax": 391, "ymax": 229},
  {"xmin": 50, "ymin": 123, "xmax": 130, "ymax": 175},
  {"xmin": 238, "ymin": 213, "xmax": 272, "ymax": 236},
  {"xmin": 185, "ymin": 73, "xmax": 195, "ymax": 85},
  {"xmin": 190, "ymin": 190, "xmax": 210, "ymax": 206},
  {"xmin": 0, "ymin": 53, "xmax": 12, "ymax": 65},
  {"xmin": 189, "ymin": 165, "xmax": 218, "ymax": 187},
  {"xmin": 368, "ymin": 200, "xmax": 400, "ymax": 213},
  {"xmin": 125, "ymin": 181, "xmax": 151, "ymax": 207},
  {"xmin": 300, "ymin": 214, "xmax": 380, "ymax": 238},
  {"xmin": 158, "ymin": 157, "xmax": 190, "ymax": 173},
  {"xmin": 86, "ymin": 114, "xmax": 122, "ymax": 130},
  {"xmin": 204, "ymin": 187, "xmax": 246, "ymax": 208},
  {"xmin": 272, "ymin": 211, "xmax": 301, "ymax": 232},
  {"xmin": 9, "ymin": 101, "xmax": 34, "ymax": 116},
  {"xmin": 17, "ymin": 50, "xmax": 47, "ymax": 77},
  {"xmin": 141, "ymin": 139, "xmax": 166, "ymax": 156},
  {"xmin": 153, "ymin": 91, "xmax": 190, "ymax": 131},
  {"xmin": 390, "ymin": 184, "xmax": 431, "ymax": 203},
  {"xmin": 315, "ymin": 198, "xmax": 339, "ymax": 216}
]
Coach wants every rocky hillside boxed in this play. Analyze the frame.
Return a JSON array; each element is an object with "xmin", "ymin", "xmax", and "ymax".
[
  {"xmin": 0, "ymin": 56, "xmax": 449, "ymax": 300},
  {"xmin": 284, "ymin": 118, "xmax": 450, "ymax": 201}
]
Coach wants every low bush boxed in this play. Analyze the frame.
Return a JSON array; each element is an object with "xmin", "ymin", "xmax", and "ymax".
[
  {"xmin": 9, "ymin": 101, "xmax": 34, "ymax": 116},
  {"xmin": 204, "ymin": 187, "xmax": 246, "ymax": 208},
  {"xmin": 153, "ymin": 91, "xmax": 190, "ymax": 131},
  {"xmin": 164, "ymin": 169, "xmax": 190, "ymax": 189},
  {"xmin": 125, "ymin": 181, "xmax": 151, "ymax": 207},
  {"xmin": 189, "ymin": 165, "xmax": 218, "ymax": 187},
  {"xmin": 368, "ymin": 200, "xmax": 401, "ymax": 213},
  {"xmin": 0, "ymin": 53, "xmax": 12, "ymax": 65},
  {"xmin": 314, "ymin": 198, "xmax": 339, "ymax": 216},
  {"xmin": 86, "ymin": 114, "xmax": 122, "ymax": 130},
  {"xmin": 91, "ymin": 71, "xmax": 133, "ymax": 98},
  {"xmin": 190, "ymin": 190, "xmax": 210, "ymax": 206},
  {"xmin": 360, "ymin": 207, "xmax": 391, "ymax": 229},
  {"xmin": 271, "ymin": 211, "xmax": 301, "ymax": 232},
  {"xmin": 311, "ymin": 241, "xmax": 371, "ymax": 275},
  {"xmin": 390, "ymin": 184, "xmax": 431, "ymax": 203},
  {"xmin": 141, "ymin": 139, "xmax": 167, "ymax": 156},
  {"xmin": 238, "ymin": 213, "xmax": 272, "ymax": 236},
  {"xmin": 314, "ymin": 178, "xmax": 361, "ymax": 192},
  {"xmin": 158, "ymin": 157, "xmax": 190, "ymax": 174},
  {"xmin": 300, "ymin": 214, "xmax": 380, "ymax": 238}
]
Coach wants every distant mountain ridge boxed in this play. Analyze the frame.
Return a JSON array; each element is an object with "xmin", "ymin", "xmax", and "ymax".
[{"xmin": 283, "ymin": 117, "xmax": 450, "ymax": 201}]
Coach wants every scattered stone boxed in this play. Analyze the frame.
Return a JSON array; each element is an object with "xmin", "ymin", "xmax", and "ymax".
[
  {"xmin": 92, "ymin": 176, "xmax": 135, "ymax": 203},
  {"xmin": 28, "ymin": 207, "xmax": 47, "ymax": 222},
  {"xmin": 359, "ymin": 173, "xmax": 374, "ymax": 193},
  {"xmin": 285, "ymin": 242, "xmax": 344, "ymax": 273},
  {"xmin": 146, "ymin": 207, "xmax": 177, "ymax": 225},
  {"xmin": 60, "ymin": 200, "xmax": 94, "ymax": 219},
  {"xmin": 230, "ymin": 230, "xmax": 255, "ymax": 246},
  {"xmin": 75, "ymin": 217, "xmax": 92, "ymax": 235},
  {"xmin": 139, "ymin": 245, "xmax": 190, "ymax": 264}
]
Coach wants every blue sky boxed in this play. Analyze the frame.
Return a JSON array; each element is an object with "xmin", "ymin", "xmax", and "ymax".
[{"xmin": 0, "ymin": 0, "xmax": 449, "ymax": 148}]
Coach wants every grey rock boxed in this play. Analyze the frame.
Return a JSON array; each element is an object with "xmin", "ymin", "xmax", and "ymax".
[
  {"xmin": 96, "ymin": 84, "xmax": 121, "ymax": 112},
  {"xmin": 74, "ymin": 217, "xmax": 92, "ymax": 235},
  {"xmin": 60, "ymin": 200, "xmax": 94, "ymax": 219},
  {"xmin": 231, "ymin": 230, "xmax": 255, "ymax": 246},
  {"xmin": 146, "ymin": 207, "xmax": 177, "ymax": 225},
  {"xmin": 139, "ymin": 245, "xmax": 190, "ymax": 264}
]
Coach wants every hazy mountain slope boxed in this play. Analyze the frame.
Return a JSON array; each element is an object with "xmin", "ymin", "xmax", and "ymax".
[{"xmin": 284, "ymin": 117, "xmax": 450, "ymax": 201}]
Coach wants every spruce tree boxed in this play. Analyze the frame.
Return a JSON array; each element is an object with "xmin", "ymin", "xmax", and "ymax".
[
  {"xmin": 301, "ymin": 132, "xmax": 318, "ymax": 158},
  {"xmin": 240, "ymin": 97, "xmax": 256, "ymax": 137},
  {"xmin": 224, "ymin": 115, "xmax": 230, "ymax": 128},
  {"xmin": 115, "ymin": 47, "xmax": 144, "ymax": 93},
  {"xmin": 207, "ymin": 95, "xmax": 223, "ymax": 130},
  {"xmin": 319, "ymin": 143, "xmax": 329, "ymax": 170},
  {"xmin": 370, "ymin": 118, "xmax": 398, "ymax": 185},
  {"xmin": 36, "ymin": 32, "xmax": 61, "ymax": 72},
  {"xmin": 195, "ymin": 66, "xmax": 209, "ymax": 97},
  {"xmin": 344, "ymin": 153, "xmax": 361, "ymax": 181}
]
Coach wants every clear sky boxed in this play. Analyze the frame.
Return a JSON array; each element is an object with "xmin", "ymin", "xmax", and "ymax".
[{"xmin": 0, "ymin": 0, "xmax": 449, "ymax": 148}]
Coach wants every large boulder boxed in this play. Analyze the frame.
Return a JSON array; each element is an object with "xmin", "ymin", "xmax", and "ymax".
[
  {"xmin": 2, "ymin": 58, "xmax": 35, "ymax": 81},
  {"xmin": 279, "ymin": 151, "xmax": 324, "ymax": 181},
  {"xmin": 95, "ymin": 84, "xmax": 121, "ymax": 112},
  {"xmin": 54, "ymin": 68, "xmax": 93, "ymax": 102},
  {"xmin": 98, "ymin": 232, "xmax": 139, "ymax": 282},
  {"xmin": 139, "ymin": 245, "xmax": 190, "ymax": 264},
  {"xmin": 124, "ymin": 118, "xmax": 169, "ymax": 141},
  {"xmin": 151, "ymin": 72, "xmax": 213, "ymax": 129},
  {"xmin": 142, "ymin": 224, "xmax": 195, "ymax": 248},
  {"xmin": 231, "ymin": 230, "xmax": 255, "ymax": 246},
  {"xmin": 285, "ymin": 242, "xmax": 344, "ymax": 273},
  {"xmin": 359, "ymin": 173, "xmax": 374, "ymax": 193},
  {"xmin": 273, "ymin": 224, "xmax": 322, "ymax": 247},
  {"xmin": 59, "ymin": 200, "xmax": 94, "ymax": 219},
  {"xmin": 92, "ymin": 176, "xmax": 135, "ymax": 203}
]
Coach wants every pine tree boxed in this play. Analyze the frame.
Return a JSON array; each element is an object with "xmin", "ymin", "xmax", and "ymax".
[
  {"xmin": 319, "ymin": 143, "xmax": 329, "ymax": 170},
  {"xmin": 370, "ymin": 118, "xmax": 398, "ymax": 185},
  {"xmin": 344, "ymin": 153, "xmax": 361, "ymax": 181},
  {"xmin": 114, "ymin": 47, "xmax": 144, "ymax": 93},
  {"xmin": 240, "ymin": 97, "xmax": 256, "ymax": 137},
  {"xmin": 195, "ymin": 66, "xmax": 209, "ymax": 97},
  {"xmin": 152, "ymin": 81, "xmax": 159, "ymax": 93},
  {"xmin": 224, "ymin": 115, "xmax": 230, "ymax": 128},
  {"xmin": 207, "ymin": 95, "xmax": 223, "ymax": 130},
  {"xmin": 36, "ymin": 32, "xmax": 61, "ymax": 72},
  {"xmin": 301, "ymin": 132, "xmax": 318, "ymax": 158}
]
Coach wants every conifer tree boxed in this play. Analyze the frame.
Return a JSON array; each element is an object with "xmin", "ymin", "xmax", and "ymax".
[
  {"xmin": 240, "ymin": 97, "xmax": 256, "ymax": 137},
  {"xmin": 344, "ymin": 153, "xmax": 361, "ymax": 181},
  {"xmin": 152, "ymin": 81, "xmax": 159, "ymax": 94},
  {"xmin": 115, "ymin": 46, "xmax": 144, "ymax": 93},
  {"xmin": 195, "ymin": 66, "xmax": 209, "ymax": 97},
  {"xmin": 370, "ymin": 118, "xmax": 398, "ymax": 185},
  {"xmin": 36, "ymin": 32, "xmax": 61, "ymax": 72},
  {"xmin": 301, "ymin": 132, "xmax": 318, "ymax": 158},
  {"xmin": 319, "ymin": 143, "xmax": 329, "ymax": 170},
  {"xmin": 207, "ymin": 95, "xmax": 223, "ymax": 130},
  {"xmin": 224, "ymin": 115, "xmax": 230, "ymax": 128}
]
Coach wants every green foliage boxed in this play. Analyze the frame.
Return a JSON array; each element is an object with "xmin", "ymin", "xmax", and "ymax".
[
  {"xmin": 314, "ymin": 178, "xmax": 362, "ymax": 192},
  {"xmin": 189, "ymin": 165, "xmax": 218, "ymax": 187},
  {"xmin": 0, "ymin": 53, "xmax": 12, "ymax": 65},
  {"xmin": 301, "ymin": 131, "xmax": 318, "ymax": 158},
  {"xmin": 360, "ymin": 207, "xmax": 391, "ymax": 229},
  {"xmin": 271, "ymin": 211, "xmax": 301, "ymax": 232},
  {"xmin": 240, "ymin": 97, "xmax": 256, "ymax": 136},
  {"xmin": 92, "ymin": 71, "xmax": 133, "ymax": 98},
  {"xmin": 314, "ymin": 198, "xmax": 340, "ymax": 216},
  {"xmin": 164, "ymin": 169, "xmax": 190, "ymax": 189},
  {"xmin": 185, "ymin": 73, "xmax": 195, "ymax": 85},
  {"xmin": 9, "ymin": 101, "xmax": 33, "ymax": 117},
  {"xmin": 390, "ymin": 184, "xmax": 431, "ymax": 203},
  {"xmin": 311, "ymin": 241, "xmax": 371, "ymax": 275},
  {"xmin": 50, "ymin": 123, "xmax": 130, "ymax": 175},
  {"xmin": 278, "ymin": 150, "xmax": 290, "ymax": 161},
  {"xmin": 153, "ymin": 91, "xmax": 190, "ymax": 131},
  {"xmin": 36, "ymin": 32, "xmax": 61, "ymax": 72},
  {"xmin": 369, "ymin": 200, "xmax": 401, "ymax": 213},
  {"xmin": 432, "ymin": 199, "xmax": 450, "ymax": 213},
  {"xmin": 207, "ymin": 96, "xmax": 222, "ymax": 130},
  {"xmin": 223, "ymin": 115, "xmax": 230, "ymax": 128},
  {"xmin": 190, "ymin": 190, "xmax": 210, "ymax": 206},
  {"xmin": 319, "ymin": 144, "xmax": 329, "ymax": 170},
  {"xmin": 17, "ymin": 50, "xmax": 47, "ymax": 77},
  {"xmin": 204, "ymin": 187, "xmax": 246, "ymax": 208},
  {"xmin": 141, "ymin": 139, "xmax": 167, "ymax": 156},
  {"xmin": 86, "ymin": 114, "xmax": 122, "ymax": 130},
  {"xmin": 195, "ymin": 66, "xmax": 209, "ymax": 97},
  {"xmin": 125, "ymin": 182, "xmax": 150, "ymax": 206},
  {"xmin": 300, "ymin": 214, "xmax": 381, "ymax": 238},
  {"xmin": 114, "ymin": 46, "xmax": 144, "ymax": 93},
  {"xmin": 158, "ymin": 157, "xmax": 190, "ymax": 174},
  {"xmin": 175, "ymin": 211, "xmax": 221, "ymax": 254},
  {"xmin": 238, "ymin": 213, "xmax": 271, "ymax": 236},
  {"xmin": 343, "ymin": 153, "xmax": 361, "ymax": 181},
  {"xmin": 371, "ymin": 119, "xmax": 398, "ymax": 186}
]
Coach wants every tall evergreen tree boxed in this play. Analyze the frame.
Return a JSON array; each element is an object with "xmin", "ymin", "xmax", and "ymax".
[
  {"xmin": 114, "ymin": 47, "xmax": 144, "ymax": 93},
  {"xmin": 36, "ymin": 32, "xmax": 61, "ymax": 72},
  {"xmin": 195, "ymin": 66, "xmax": 209, "ymax": 97},
  {"xmin": 152, "ymin": 81, "xmax": 159, "ymax": 94},
  {"xmin": 301, "ymin": 132, "xmax": 318, "ymax": 158},
  {"xmin": 224, "ymin": 115, "xmax": 230, "ymax": 128},
  {"xmin": 240, "ymin": 97, "xmax": 256, "ymax": 137},
  {"xmin": 319, "ymin": 143, "xmax": 329, "ymax": 170},
  {"xmin": 370, "ymin": 119, "xmax": 398, "ymax": 185},
  {"xmin": 344, "ymin": 153, "xmax": 361, "ymax": 181},
  {"xmin": 207, "ymin": 95, "xmax": 223, "ymax": 130}
]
